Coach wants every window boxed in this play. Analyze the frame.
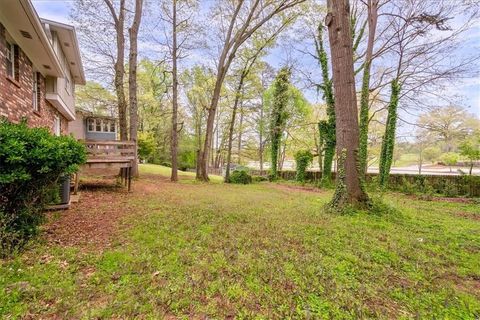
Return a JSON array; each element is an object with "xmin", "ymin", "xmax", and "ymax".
[
  {"xmin": 6, "ymin": 42, "xmax": 19, "ymax": 81},
  {"xmin": 95, "ymin": 119, "xmax": 101, "ymax": 132},
  {"xmin": 87, "ymin": 118, "xmax": 94, "ymax": 131},
  {"xmin": 87, "ymin": 118, "xmax": 116, "ymax": 133},
  {"xmin": 32, "ymin": 72, "xmax": 40, "ymax": 112},
  {"xmin": 53, "ymin": 116, "xmax": 60, "ymax": 136},
  {"xmin": 6, "ymin": 41, "xmax": 16, "ymax": 79}
]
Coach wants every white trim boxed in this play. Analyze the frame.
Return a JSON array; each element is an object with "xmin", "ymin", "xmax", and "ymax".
[
  {"xmin": 45, "ymin": 92, "xmax": 75, "ymax": 121},
  {"xmin": 53, "ymin": 115, "xmax": 60, "ymax": 136}
]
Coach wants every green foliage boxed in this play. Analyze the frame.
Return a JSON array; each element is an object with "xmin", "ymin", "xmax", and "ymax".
[
  {"xmin": 379, "ymin": 79, "xmax": 401, "ymax": 187},
  {"xmin": 400, "ymin": 177, "xmax": 416, "ymax": 195},
  {"xmin": 252, "ymin": 175, "xmax": 268, "ymax": 182},
  {"xmin": 269, "ymin": 67, "xmax": 291, "ymax": 180},
  {"xmin": 137, "ymin": 131, "xmax": 156, "ymax": 162},
  {"xmin": 316, "ymin": 23, "xmax": 336, "ymax": 184},
  {"xmin": 441, "ymin": 152, "xmax": 459, "ymax": 172},
  {"xmin": 229, "ymin": 170, "xmax": 252, "ymax": 184},
  {"xmin": 423, "ymin": 146, "xmax": 441, "ymax": 164},
  {"xmin": 444, "ymin": 180, "xmax": 459, "ymax": 197},
  {"xmin": 0, "ymin": 120, "xmax": 86, "ymax": 256},
  {"xmin": 358, "ymin": 62, "xmax": 371, "ymax": 178},
  {"xmin": 459, "ymin": 138, "xmax": 480, "ymax": 175},
  {"xmin": 328, "ymin": 149, "xmax": 348, "ymax": 211},
  {"xmin": 179, "ymin": 150, "xmax": 195, "ymax": 171},
  {"xmin": 294, "ymin": 150, "xmax": 313, "ymax": 183}
]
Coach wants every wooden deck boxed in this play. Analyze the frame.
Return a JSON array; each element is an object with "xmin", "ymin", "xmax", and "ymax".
[{"xmin": 74, "ymin": 140, "xmax": 136, "ymax": 192}]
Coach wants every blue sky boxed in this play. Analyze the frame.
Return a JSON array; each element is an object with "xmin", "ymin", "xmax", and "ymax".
[{"xmin": 32, "ymin": 0, "xmax": 480, "ymax": 118}]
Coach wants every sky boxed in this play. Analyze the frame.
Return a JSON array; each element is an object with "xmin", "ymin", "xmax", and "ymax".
[{"xmin": 32, "ymin": 0, "xmax": 480, "ymax": 119}]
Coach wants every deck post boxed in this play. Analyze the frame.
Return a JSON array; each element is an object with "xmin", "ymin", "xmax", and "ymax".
[
  {"xmin": 74, "ymin": 172, "xmax": 79, "ymax": 195},
  {"xmin": 128, "ymin": 166, "xmax": 132, "ymax": 192}
]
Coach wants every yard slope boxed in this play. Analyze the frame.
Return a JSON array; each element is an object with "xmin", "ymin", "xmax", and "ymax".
[{"xmin": 0, "ymin": 164, "xmax": 479, "ymax": 319}]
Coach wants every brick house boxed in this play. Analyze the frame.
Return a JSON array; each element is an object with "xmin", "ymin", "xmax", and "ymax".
[{"xmin": 0, "ymin": 0, "xmax": 85, "ymax": 135}]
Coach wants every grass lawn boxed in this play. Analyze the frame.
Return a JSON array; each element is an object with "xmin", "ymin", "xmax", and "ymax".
[{"xmin": 1, "ymin": 164, "xmax": 479, "ymax": 318}]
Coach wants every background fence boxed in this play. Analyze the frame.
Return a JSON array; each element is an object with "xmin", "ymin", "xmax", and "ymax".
[{"xmin": 249, "ymin": 170, "xmax": 480, "ymax": 197}]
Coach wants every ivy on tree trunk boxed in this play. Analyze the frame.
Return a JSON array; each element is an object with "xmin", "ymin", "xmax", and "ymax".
[
  {"xmin": 269, "ymin": 67, "xmax": 291, "ymax": 180},
  {"xmin": 326, "ymin": 0, "xmax": 369, "ymax": 210},
  {"xmin": 315, "ymin": 23, "xmax": 336, "ymax": 185},
  {"xmin": 379, "ymin": 79, "xmax": 401, "ymax": 188},
  {"xmin": 358, "ymin": 0, "xmax": 379, "ymax": 179}
]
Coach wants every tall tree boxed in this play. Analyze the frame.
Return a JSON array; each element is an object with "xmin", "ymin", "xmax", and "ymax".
[
  {"xmin": 314, "ymin": 23, "xmax": 335, "ymax": 185},
  {"xmin": 103, "ymin": 0, "xmax": 128, "ymax": 140},
  {"xmin": 197, "ymin": 0, "xmax": 305, "ymax": 181},
  {"xmin": 417, "ymin": 106, "xmax": 479, "ymax": 152},
  {"xmin": 358, "ymin": 0, "xmax": 379, "ymax": 177},
  {"xmin": 375, "ymin": 0, "xmax": 476, "ymax": 186},
  {"xmin": 159, "ymin": 0, "xmax": 199, "ymax": 181},
  {"xmin": 224, "ymin": 28, "xmax": 285, "ymax": 182},
  {"xmin": 325, "ymin": 0, "xmax": 369, "ymax": 209},
  {"xmin": 128, "ymin": 0, "xmax": 144, "ymax": 177},
  {"xmin": 171, "ymin": 0, "xmax": 179, "ymax": 181},
  {"xmin": 269, "ymin": 67, "xmax": 291, "ymax": 180}
]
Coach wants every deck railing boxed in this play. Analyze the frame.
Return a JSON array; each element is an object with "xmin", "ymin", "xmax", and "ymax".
[
  {"xmin": 76, "ymin": 140, "xmax": 137, "ymax": 192},
  {"xmin": 82, "ymin": 140, "xmax": 136, "ymax": 163}
]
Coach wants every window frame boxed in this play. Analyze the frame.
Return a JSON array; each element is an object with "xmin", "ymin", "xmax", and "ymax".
[
  {"xmin": 6, "ymin": 41, "xmax": 15, "ymax": 79},
  {"xmin": 32, "ymin": 72, "xmax": 40, "ymax": 112},
  {"xmin": 87, "ymin": 117, "xmax": 116, "ymax": 133}
]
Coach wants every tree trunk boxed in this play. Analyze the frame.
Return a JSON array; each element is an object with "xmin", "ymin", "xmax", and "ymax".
[
  {"xmin": 110, "ymin": 0, "xmax": 127, "ymax": 141},
  {"xmin": 259, "ymin": 100, "xmax": 264, "ymax": 174},
  {"xmin": 170, "ymin": 0, "xmax": 179, "ymax": 182},
  {"xmin": 225, "ymin": 75, "xmax": 245, "ymax": 182},
  {"xmin": 358, "ymin": 0, "xmax": 378, "ymax": 178},
  {"xmin": 128, "ymin": 0, "xmax": 143, "ymax": 177},
  {"xmin": 269, "ymin": 68, "xmax": 290, "ymax": 180},
  {"xmin": 316, "ymin": 24, "xmax": 336, "ymax": 184},
  {"xmin": 326, "ymin": 0, "xmax": 369, "ymax": 209},
  {"xmin": 316, "ymin": 123, "xmax": 324, "ymax": 172},
  {"xmin": 378, "ymin": 79, "xmax": 401, "ymax": 187},
  {"xmin": 199, "ymin": 80, "xmax": 221, "ymax": 181},
  {"xmin": 237, "ymin": 103, "xmax": 244, "ymax": 164}
]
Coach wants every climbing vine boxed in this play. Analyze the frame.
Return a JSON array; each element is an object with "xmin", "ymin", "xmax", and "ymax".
[
  {"xmin": 358, "ymin": 63, "xmax": 370, "ymax": 178},
  {"xmin": 328, "ymin": 148, "xmax": 348, "ymax": 210},
  {"xmin": 379, "ymin": 79, "xmax": 401, "ymax": 187},
  {"xmin": 315, "ymin": 23, "xmax": 336, "ymax": 185},
  {"xmin": 294, "ymin": 150, "xmax": 313, "ymax": 183},
  {"xmin": 269, "ymin": 67, "xmax": 291, "ymax": 180}
]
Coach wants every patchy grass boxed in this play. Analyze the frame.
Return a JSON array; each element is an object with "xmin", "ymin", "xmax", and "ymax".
[
  {"xmin": 393, "ymin": 153, "xmax": 419, "ymax": 167},
  {"xmin": 0, "ymin": 164, "xmax": 479, "ymax": 318},
  {"xmin": 140, "ymin": 164, "xmax": 224, "ymax": 183}
]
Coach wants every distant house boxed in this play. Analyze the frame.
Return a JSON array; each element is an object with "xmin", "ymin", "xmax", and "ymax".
[
  {"xmin": 0, "ymin": 0, "xmax": 85, "ymax": 135},
  {"xmin": 69, "ymin": 109, "xmax": 117, "ymax": 141}
]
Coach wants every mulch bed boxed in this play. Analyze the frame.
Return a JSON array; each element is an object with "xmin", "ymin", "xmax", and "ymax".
[{"xmin": 44, "ymin": 184, "xmax": 134, "ymax": 250}]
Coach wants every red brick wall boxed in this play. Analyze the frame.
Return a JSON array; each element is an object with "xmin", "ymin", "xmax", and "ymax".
[{"xmin": 0, "ymin": 23, "xmax": 68, "ymax": 134}]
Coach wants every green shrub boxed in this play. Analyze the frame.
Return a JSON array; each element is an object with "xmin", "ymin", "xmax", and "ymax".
[
  {"xmin": 401, "ymin": 177, "xmax": 416, "ymax": 195},
  {"xmin": 294, "ymin": 150, "xmax": 313, "ymax": 183},
  {"xmin": 418, "ymin": 181, "xmax": 435, "ymax": 201},
  {"xmin": 137, "ymin": 131, "xmax": 156, "ymax": 162},
  {"xmin": 229, "ymin": 170, "xmax": 252, "ymax": 184},
  {"xmin": 0, "ymin": 120, "xmax": 86, "ymax": 256},
  {"xmin": 252, "ymin": 175, "xmax": 268, "ymax": 183},
  {"xmin": 443, "ymin": 180, "xmax": 459, "ymax": 197}
]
